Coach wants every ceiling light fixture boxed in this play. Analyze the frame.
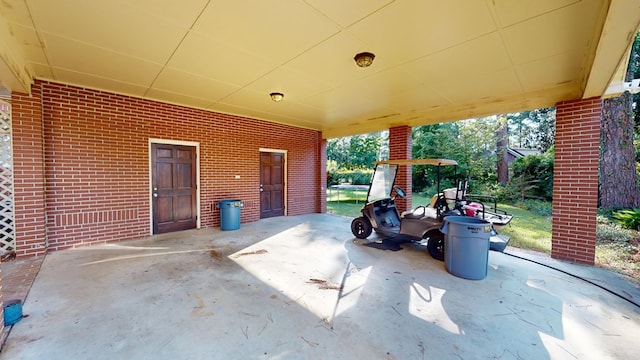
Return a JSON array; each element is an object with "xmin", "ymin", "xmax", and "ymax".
[
  {"xmin": 354, "ymin": 52, "xmax": 375, "ymax": 68},
  {"xmin": 270, "ymin": 92, "xmax": 284, "ymax": 102}
]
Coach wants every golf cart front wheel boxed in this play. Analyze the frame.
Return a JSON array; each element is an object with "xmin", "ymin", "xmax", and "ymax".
[
  {"xmin": 425, "ymin": 231, "xmax": 445, "ymax": 261},
  {"xmin": 351, "ymin": 217, "xmax": 372, "ymax": 239}
]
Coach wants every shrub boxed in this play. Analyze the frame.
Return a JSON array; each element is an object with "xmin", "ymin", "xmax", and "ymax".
[
  {"xmin": 507, "ymin": 150, "xmax": 554, "ymax": 201},
  {"xmin": 513, "ymin": 199, "xmax": 553, "ymax": 217},
  {"xmin": 472, "ymin": 182, "xmax": 507, "ymax": 202},
  {"xmin": 597, "ymin": 215, "xmax": 637, "ymax": 243},
  {"xmin": 326, "ymin": 160, "xmax": 340, "ymax": 186},
  {"xmin": 612, "ymin": 209, "xmax": 640, "ymax": 230},
  {"xmin": 412, "ymin": 165, "xmax": 459, "ymax": 193},
  {"xmin": 327, "ymin": 168, "xmax": 373, "ymax": 186}
]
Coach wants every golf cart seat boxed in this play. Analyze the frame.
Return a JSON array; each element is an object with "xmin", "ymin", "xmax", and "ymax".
[
  {"xmin": 401, "ymin": 206, "xmax": 438, "ymax": 219},
  {"xmin": 401, "ymin": 185, "xmax": 464, "ymax": 220},
  {"xmin": 401, "ymin": 194, "xmax": 439, "ymax": 219}
]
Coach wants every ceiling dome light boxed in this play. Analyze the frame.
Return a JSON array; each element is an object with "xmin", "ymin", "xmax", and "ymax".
[
  {"xmin": 270, "ymin": 92, "xmax": 284, "ymax": 102},
  {"xmin": 354, "ymin": 52, "xmax": 375, "ymax": 68}
]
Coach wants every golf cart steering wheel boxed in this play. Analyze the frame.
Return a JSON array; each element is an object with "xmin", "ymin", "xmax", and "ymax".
[{"xmin": 393, "ymin": 185, "xmax": 406, "ymax": 198}]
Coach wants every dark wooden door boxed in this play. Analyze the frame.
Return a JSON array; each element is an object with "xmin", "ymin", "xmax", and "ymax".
[
  {"xmin": 152, "ymin": 144, "xmax": 197, "ymax": 234},
  {"xmin": 260, "ymin": 152, "xmax": 284, "ymax": 218}
]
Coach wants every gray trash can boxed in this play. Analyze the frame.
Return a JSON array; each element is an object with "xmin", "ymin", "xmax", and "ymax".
[
  {"xmin": 440, "ymin": 216, "xmax": 492, "ymax": 280},
  {"xmin": 217, "ymin": 199, "xmax": 243, "ymax": 231}
]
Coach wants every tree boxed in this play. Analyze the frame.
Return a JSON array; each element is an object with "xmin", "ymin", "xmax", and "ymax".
[
  {"xmin": 600, "ymin": 91, "xmax": 640, "ymax": 208},
  {"xmin": 507, "ymin": 149, "xmax": 554, "ymax": 201},
  {"xmin": 412, "ymin": 119, "xmax": 499, "ymax": 193},
  {"xmin": 347, "ymin": 134, "xmax": 383, "ymax": 168},
  {"xmin": 628, "ymin": 32, "xmax": 640, "ymax": 171},
  {"xmin": 412, "ymin": 123, "xmax": 462, "ymax": 191},
  {"xmin": 506, "ymin": 108, "xmax": 556, "ymax": 152},
  {"xmin": 599, "ymin": 31, "xmax": 640, "ymax": 209},
  {"xmin": 327, "ymin": 137, "xmax": 350, "ymax": 167},
  {"xmin": 629, "ymin": 32, "xmax": 640, "ymax": 187},
  {"xmin": 495, "ymin": 116, "xmax": 509, "ymax": 184},
  {"xmin": 458, "ymin": 117, "xmax": 503, "ymax": 187},
  {"xmin": 531, "ymin": 108, "xmax": 556, "ymax": 152},
  {"xmin": 507, "ymin": 112, "xmax": 531, "ymax": 148},
  {"xmin": 327, "ymin": 132, "xmax": 384, "ymax": 170}
]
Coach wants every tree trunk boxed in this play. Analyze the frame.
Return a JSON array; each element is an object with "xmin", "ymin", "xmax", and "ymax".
[
  {"xmin": 600, "ymin": 91, "xmax": 640, "ymax": 208},
  {"xmin": 496, "ymin": 118, "xmax": 509, "ymax": 184}
]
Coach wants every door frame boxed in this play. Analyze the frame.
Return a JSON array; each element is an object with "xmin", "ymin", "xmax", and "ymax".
[
  {"xmin": 259, "ymin": 148, "xmax": 287, "ymax": 216},
  {"xmin": 149, "ymin": 138, "xmax": 201, "ymax": 234}
]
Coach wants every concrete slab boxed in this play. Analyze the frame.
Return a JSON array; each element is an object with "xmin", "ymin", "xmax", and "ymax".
[{"xmin": 2, "ymin": 214, "xmax": 640, "ymax": 359}]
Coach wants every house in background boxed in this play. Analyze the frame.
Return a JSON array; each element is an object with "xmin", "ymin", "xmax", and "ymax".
[{"xmin": 505, "ymin": 148, "xmax": 542, "ymax": 166}]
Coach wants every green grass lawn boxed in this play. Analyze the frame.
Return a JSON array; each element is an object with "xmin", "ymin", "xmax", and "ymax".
[
  {"xmin": 326, "ymin": 188, "xmax": 368, "ymax": 218},
  {"xmin": 494, "ymin": 204, "xmax": 551, "ymax": 252},
  {"xmin": 328, "ymin": 190, "xmax": 552, "ymax": 253}
]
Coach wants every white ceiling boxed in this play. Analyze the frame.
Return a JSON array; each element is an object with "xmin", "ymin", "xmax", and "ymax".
[{"xmin": 0, "ymin": 0, "xmax": 639, "ymax": 138}]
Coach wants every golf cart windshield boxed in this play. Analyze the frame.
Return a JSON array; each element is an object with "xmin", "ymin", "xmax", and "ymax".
[{"xmin": 367, "ymin": 164, "xmax": 398, "ymax": 202}]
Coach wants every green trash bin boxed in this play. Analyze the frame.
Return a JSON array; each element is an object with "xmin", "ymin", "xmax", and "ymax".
[
  {"xmin": 440, "ymin": 216, "xmax": 492, "ymax": 280},
  {"xmin": 217, "ymin": 199, "xmax": 243, "ymax": 231}
]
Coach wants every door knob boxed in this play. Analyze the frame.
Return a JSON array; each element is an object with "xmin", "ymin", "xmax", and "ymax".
[{"xmin": 153, "ymin": 193, "xmax": 158, "ymax": 197}]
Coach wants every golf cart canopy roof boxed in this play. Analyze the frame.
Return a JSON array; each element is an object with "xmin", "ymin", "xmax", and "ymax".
[{"xmin": 374, "ymin": 159, "xmax": 458, "ymax": 166}]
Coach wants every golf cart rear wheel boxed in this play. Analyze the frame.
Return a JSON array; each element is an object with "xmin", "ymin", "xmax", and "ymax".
[
  {"xmin": 425, "ymin": 231, "xmax": 445, "ymax": 261},
  {"xmin": 351, "ymin": 217, "xmax": 372, "ymax": 239}
]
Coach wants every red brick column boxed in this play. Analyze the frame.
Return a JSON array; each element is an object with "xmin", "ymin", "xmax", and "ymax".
[
  {"xmin": 389, "ymin": 126, "xmax": 412, "ymax": 212},
  {"xmin": 318, "ymin": 137, "xmax": 327, "ymax": 213},
  {"xmin": 12, "ymin": 85, "xmax": 48, "ymax": 257},
  {"xmin": 552, "ymin": 97, "xmax": 601, "ymax": 264}
]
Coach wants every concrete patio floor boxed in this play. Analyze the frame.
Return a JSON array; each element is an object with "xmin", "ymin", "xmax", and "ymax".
[{"xmin": 2, "ymin": 214, "xmax": 640, "ymax": 359}]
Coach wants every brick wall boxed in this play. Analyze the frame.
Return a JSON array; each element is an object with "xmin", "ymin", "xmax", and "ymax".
[
  {"xmin": 389, "ymin": 126, "xmax": 412, "ymax": 212},
  {"xmin": 12, "ymin": 80, "xmax": 322, "ymax": 253},
  {"xmin": 12, "ymin": 86, "xmax": 47, "ymax": 257},
  {"xmin": 551, "ymin": 97, "xmax": 601, "ymax": 264}
]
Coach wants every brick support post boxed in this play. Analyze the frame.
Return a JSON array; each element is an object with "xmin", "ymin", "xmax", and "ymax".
[
  {"xmin": 389, "ymin": 126, "xmax": 412, "ymax": 212},
  {"xmin": 12, "ymin": 85, "xmax": 48, "ymax": 257},
  {"xmin": 552, "ymin": 97, "xmax": 601, "ymax": 264},
  {"xmin": 319, "ymin": 137, "xmax": 327, "ymax": 213}
]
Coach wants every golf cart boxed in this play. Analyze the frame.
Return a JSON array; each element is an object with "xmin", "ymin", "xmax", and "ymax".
[{"xmin": 350, "ymin": 159, "xmax": 512, "ymax": 260}]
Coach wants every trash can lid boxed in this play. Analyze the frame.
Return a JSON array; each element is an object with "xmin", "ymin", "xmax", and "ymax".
[
  {"xmin": 218, "ymin": 199, "xmax": 243, "ymax": 207},
  {"xmin": 443, "ymin": 215, "xmax": 490, "ymax": 225}
]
